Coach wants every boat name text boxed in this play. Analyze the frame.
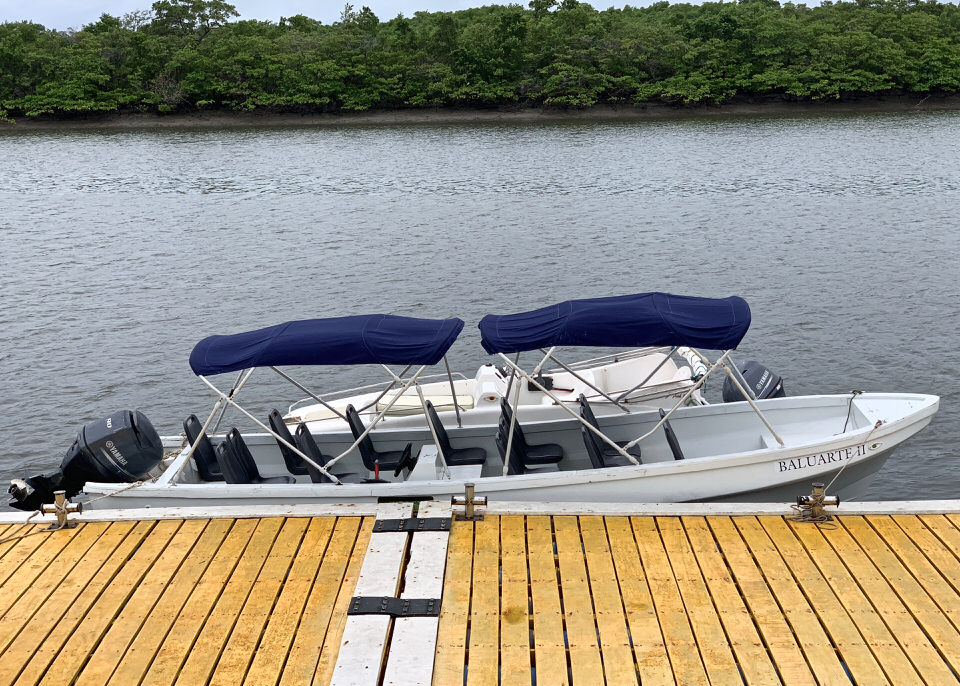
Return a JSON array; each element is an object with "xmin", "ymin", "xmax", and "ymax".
[{"xmin": 777, "ymin": 444, "xmax": 869, "ymax": 473}]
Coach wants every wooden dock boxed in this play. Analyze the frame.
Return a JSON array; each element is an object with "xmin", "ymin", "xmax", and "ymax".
[{"xmin": 3, "ymin": 500, "xmax": 960, "ymax": 684}]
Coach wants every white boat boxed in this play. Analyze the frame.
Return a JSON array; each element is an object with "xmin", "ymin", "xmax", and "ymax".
[{"xmin": 10, "ymin": 293, "xmax": 939, "ymax": 510}]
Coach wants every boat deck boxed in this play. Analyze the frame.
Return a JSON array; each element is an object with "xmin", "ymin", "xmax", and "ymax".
[{"xmin": 3, "ymin": 500, "xmax": 960, "ymax": 684}]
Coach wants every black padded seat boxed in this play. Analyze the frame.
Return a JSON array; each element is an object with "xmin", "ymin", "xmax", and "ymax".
[
  {"xmin": 268, "ymin": 409, "xmax": 309, "ymax": 476},
  {"xmin": 577, "ymin": 395, "xmax": 641, "ymax": 467},
  {"xmin": 215, "ymin": 428, "xmax": 296, "ymax": 484},
  {"xmin": 344, "ymin": 404, "xmax": 411, "ymax": 472},
  {"xmin": 659, "ymin": 408, "xmax": 685, "ymax": 461},
  {"xmin": 424, "ymin": 400, "xmax": 486, "ymax": 466},
  {"xmin": 294, "ymin": 424, "xmax": 364, "ymax": 484},
  {"xmin": 499, "ymin": 399, "xmax": 563, "ymax": 466},
  {"xmin": 182, "ymin": 414, "xmax": 224, "ymax": 481}
]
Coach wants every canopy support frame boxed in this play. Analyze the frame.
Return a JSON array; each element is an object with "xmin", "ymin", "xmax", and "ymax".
[
  {"xmin": 380, "ymin": 364, "xmax": 451, "ymax": 479},
  {"xmin": 269, "ymin": 367, "xmax": 346, "ymax": 421},
  {"xmin": 615, "ymin": 346, "xmax": 679, "ymax": 403},
  {"xmin": 536, "ymin": 348, "xmax": 632, "ymax": 413}
]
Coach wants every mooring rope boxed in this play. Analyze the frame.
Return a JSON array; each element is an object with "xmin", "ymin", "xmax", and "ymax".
[{"xmin": 0, "ymin": 510, "xmax": 46, "ymax": 545}]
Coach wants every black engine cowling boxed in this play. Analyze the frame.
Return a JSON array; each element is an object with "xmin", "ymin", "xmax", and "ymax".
[
  {"xmin": 8, "ymin": 410, "xmax": 163, "ymax": 511},
  {"xmin": 721, "ymin": 360, "xmax": 786, "ymax": 403}
]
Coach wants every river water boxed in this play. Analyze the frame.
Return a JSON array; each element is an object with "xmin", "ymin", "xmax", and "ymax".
[{"xmin": 1, "ymin": 111, "xmax": 958, "ymax": 500}]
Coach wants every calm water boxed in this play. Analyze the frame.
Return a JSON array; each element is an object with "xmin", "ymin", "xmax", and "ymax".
[{"xmin": 1, "ymin": 111, "xmax": 958, "ymax": 499}]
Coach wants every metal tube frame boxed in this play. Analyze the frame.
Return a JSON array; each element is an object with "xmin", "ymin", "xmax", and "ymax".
[
  {"xmin": 380, "ymin": 364, "xmax": 451, "ymax": 478},
  {"xmin": 614, "ymin": 346, "xmax": 678, "ymax": 402},
  {"xmin": 443, "ymin": 356, "xmax": 463, "ymax": 428},
  {"xmin": 269, "ymin": 367, "xmax": 347, "ymax": 421},
  {"xmin": 197, "ymin": 375, "xmax": 341, "ymax": 483},
  {"xmin": 536, "ymin": 348, "xmax": 632, "ymax": 413}
]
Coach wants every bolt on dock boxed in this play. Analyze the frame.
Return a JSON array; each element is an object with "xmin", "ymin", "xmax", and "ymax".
[{"xmin": 2, "ymin": 498, "xmax": 960, "ymax": 685}]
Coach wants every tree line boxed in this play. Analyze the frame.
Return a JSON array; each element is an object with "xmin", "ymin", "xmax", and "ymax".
[{"xmin": 1, "ymin": 0, "xmax": 959, "ymax": 120}]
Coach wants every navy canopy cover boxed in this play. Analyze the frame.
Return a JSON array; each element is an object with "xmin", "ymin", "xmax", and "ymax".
[
  {"xmin": 479, "ymin": 292, "xmax": 750, "ymax": 354},
  {"xmin": 190, "ymin": 314, "xmax": 465, "ymax": 375}
]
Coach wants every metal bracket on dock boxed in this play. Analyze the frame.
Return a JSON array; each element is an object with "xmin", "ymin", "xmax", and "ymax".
[
  {"xmin": 451, "ymin": 482, "xmax": 486, "ymax": 521},
  {"xmin": 373, "ymin": 517, "xmax": 451, "ymax": 533},
  {"xmin": 40, "ymin": 490, "xmax": 82, "ymax": 531},
  {"xmin": 348, "ymin": 596, "xmax": 441, "ymax": 617}
]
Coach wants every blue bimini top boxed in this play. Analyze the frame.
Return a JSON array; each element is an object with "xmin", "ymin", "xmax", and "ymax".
[
  {"xmin": 190, "ymin": 314, "xmax": 465, "ymax": 375},
  {"xmin": 478, "ymin": 292, "xmax": 750, "ymax": 354}
]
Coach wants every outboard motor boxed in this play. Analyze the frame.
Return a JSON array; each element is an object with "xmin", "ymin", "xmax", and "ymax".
[
  {"xmin": 8, "ymin": 410, "xmax": 162, "ymax": 511},
  {"xmin": 722, "ymin": 360, "xmax": 786, "ymax": 403}
]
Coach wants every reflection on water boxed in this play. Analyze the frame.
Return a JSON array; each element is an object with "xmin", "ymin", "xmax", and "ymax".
[{"xmin": 1, "ymin": 111, "xmax": 959, "ymax": 499}]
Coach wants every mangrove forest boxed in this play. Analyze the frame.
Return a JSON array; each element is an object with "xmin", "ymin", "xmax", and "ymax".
[{"xmin": 1, "ymin": 0, "xmax": 960, "ymax": 120}]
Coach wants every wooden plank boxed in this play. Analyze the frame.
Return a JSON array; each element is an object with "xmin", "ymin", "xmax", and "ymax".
[
  {"xmin": 209, "ymin": 518, "xmax": 311, "ymax": 686},
  {"xmin": 466, "ymin": 516, "xmax": 500, "ymax": 686},
  {"xmin": 604, "ymin": 517, "xmax": 672, "ymax": 686},
  {"xmin": 918, "ymin": 514, "xmax": 960, "ymax": 562},
  {"xmin": 0, "ymin": 522, "xmax": 111, "ymax": 653},
  {"xmin": 328, "ymin": 526, "xmax": 408, "ymax": 686},
  {"xmin": 431, "ymin": 519, "xmax": 473, "ymax": 686},
  {"xmin": 311, "ymin": 517, "xmax": 374, "ymax": 686},
  {"xmin": 174, "ymin": 517, "xmax": 285, "ymax": 686},
  {"xmin": 630, "ymin": 516, "xmax": 707, "ymax": 686},
  {"xmin": 757, "ymin": 517, "xmax": 889, "ymax": 685},
  {"xmin": 106, "ymin": 518, "xmax": 234, "ymax": 686},
  {"xmin": 0, "ymin": 521, "xmax": 153, "ymax": 686},
  {"xmin": 141, "ymin": 518, "xmax": 259, "ymax": 686},
  {"xmin": 839, "ymin": 516, "xmax": 960, "ymax": 674},
  {"xmin": 0, "ymin": 524, "xmax": 34, "ymax": 565},
  {"xmin": 722, "ymin": 517, "xmax": 849, "ymax": 686},
  {"xmin": 814, "ymin": 517, "xmax": 956, "ymax": 684},
  {"xmin": 871, "ymin": 516, "xmax": 960, "ymax": 630},
  {"xmin": 33, "ymin": 520, "xmax": 183, "ymax": 686},
  {"xmin": 553, "ymin": 516, "xmax": 604, "ymax": 686},
  {"xmin": 244, "ymin": 517, "xmax": 337, "ymax": 686},
  {"xmin": 278, "ymin": 517, "xmax": 363, "ymax": 686},
  {"xmin": 0, "ymin": 526, "xmax": 86, "ymax": 615},
  {"xmin": 72, "ymin": 519, "xmax": 210, "ymax": 686},
  {"xmin": 497, "ymin": 516, "xmax": 531, "ymax": 686},
  {"xmin": 786, "ymin": 519, "xmax": 922, "ymax": 684},
  {"xmin": 383, "ymin": 530, "xmax": 450, "ymax": 686},
  {"xmin": 579, "ymin": 516, "xmax": 637, "ymax": 686},
  {"xmin": 526, "ymin": 516, "xmax": 568, "ymax": 686},
  {"xmin": 894, "ymin": 515, "xmax": 960, "ymax": 598},
  {"xmin": 681, "ymin": 516, "xmax": 784, "ymax": 686},
  {"xmin": 656, "ymin": 517, "xmax": 740, "ymax": 686}
]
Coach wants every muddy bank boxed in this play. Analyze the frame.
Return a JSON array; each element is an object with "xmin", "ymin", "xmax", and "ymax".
[{"xmin": 3, "ymin": 94, "xmax": 959, "ymax": 130}]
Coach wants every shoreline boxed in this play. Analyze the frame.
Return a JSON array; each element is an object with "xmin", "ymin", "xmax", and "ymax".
[{"xmin": 3, "ymin": 94, "xmax": 960, "ymax": 130}]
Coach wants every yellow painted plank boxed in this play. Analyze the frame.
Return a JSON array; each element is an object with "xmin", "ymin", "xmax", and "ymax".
[
  {"xmin": 278, "ymin": 517, "xmax": 362, "ymax": 686},
  {"xmin": 467, "ymin": 516, "xmax": 500, "ymax": 686},
  {"xmin": 0, "ymin": 525, "xmax": 44, "ymax": 573},
  {"xmin": 680, "ymin": 517, "xmax": 784, "ymax": 686},
  {"xmin": 723, "ymin": 517, "xmax": 850, "ymax": 686},
  {"xmin": 0, "ymin": 521, "xmax": 153, "ymax": 686},
  {"xmin": 73, "ymin": 519, "xmax": 209, "ymax": 686},
  {"xmin": 311, "ymin": 516, "xmax": 374, "ymax": 686},
  {"xmin": 553, "ymin": 517, "xmax": 604, "ymax": 686},
  {"xmin": 0, "ymin": 522, "xmax": 111, "ymax": 651},
  {"xmin": 431, "ymin": 518, "xmax": 474, "ymax": 686},
  {"xmin": 174, "ymin": 517, "xmax": 285, "ymax": 686},
  {"xmin": 894, "ymin": 515, "xmax": 960, "ymax": 598},
  {"xmin": 526, "ymin": 516, "xmax": 569, "ymax": 686},
  {"xmin": 814, "ymin": 517, "xmax": 956, "ymax": 684},
  {"xmin": 210, "ymin": 517, "xmax": 311, "ymax": 686},
  {"xmin": 786, "ymin": 519, "xmax": 922, "ymax": 684},
  {"xmin": 106, "ymin": 518, "xmax": 234, "ymax": 686},
  {"xmin": 871, "ymin": 516, "xmax": 960, "ymax": 630},
  {"xmin": 918, "ymin": 515, "xmax": 960, "ymax": 560},
  {"xmin": 0, "ymin": 526, "xmax": 87, "ymax": 617},
  {"xmin": 244, "ymin": 517, "xmax": 336, "ymax": 686},
  {"xmin": 631, "ymin": 516, "xmax": 707, "ymax": 686},
  {"xmin": 604, "ymin": 517, "xmax": 672, "ymax": 686},
  {"xmin": 498, "ymin": 516, "xmax": 531, "ymax": 686},
  {"xmin": 141, "ymin": 518, "xmax": 259, "ymax": 686},
  {"xmin": 839, "ymin": 516, "xmax": 960, "ymax": 674},
  {"xmin": 757, "ymin": 517, "xmax": 889, "ymax": 685},
  {"xmin": 579, "ymin": 516, "xmax": 637, "ymax": 686},
  {"xmin": 0, "ymin": 525, "xmax": 33, "ymax": 563},
  {"xmin": 656, "ymin": 517, "xmax": 740, "ymax": 686}
]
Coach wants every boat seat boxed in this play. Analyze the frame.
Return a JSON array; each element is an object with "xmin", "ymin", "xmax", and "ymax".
[
  {"xmin": 294, "ymin": 424, "xmax": 363, "ymax": 484},
  {"xmin": 268, "ymin": 409, "xmax": 309, "ymax": 476},
  {"xmin": 216, "ymin": 428, "xmax": 296, "ymax": 484},
  {"xmin": 499, "ymin": 399, "xmax": 563, "ymax": 465},
  {"xmin": 345, "ymin": 404, "xmax": 411, "ymax": 472},
  {"xmin": 659, "ymin": 408, "xmax": 685, "ymax": 461},
  {"xmin": 182, "ymin": 414, "xmax": 224, "ymax": 482},
  {"xmin": 424, "ymin": 400, "xmax": 486, "ymax": 466},
  {"xmin": 578, "ymin": 394, "xmax": 640, "ymax": 467}
]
